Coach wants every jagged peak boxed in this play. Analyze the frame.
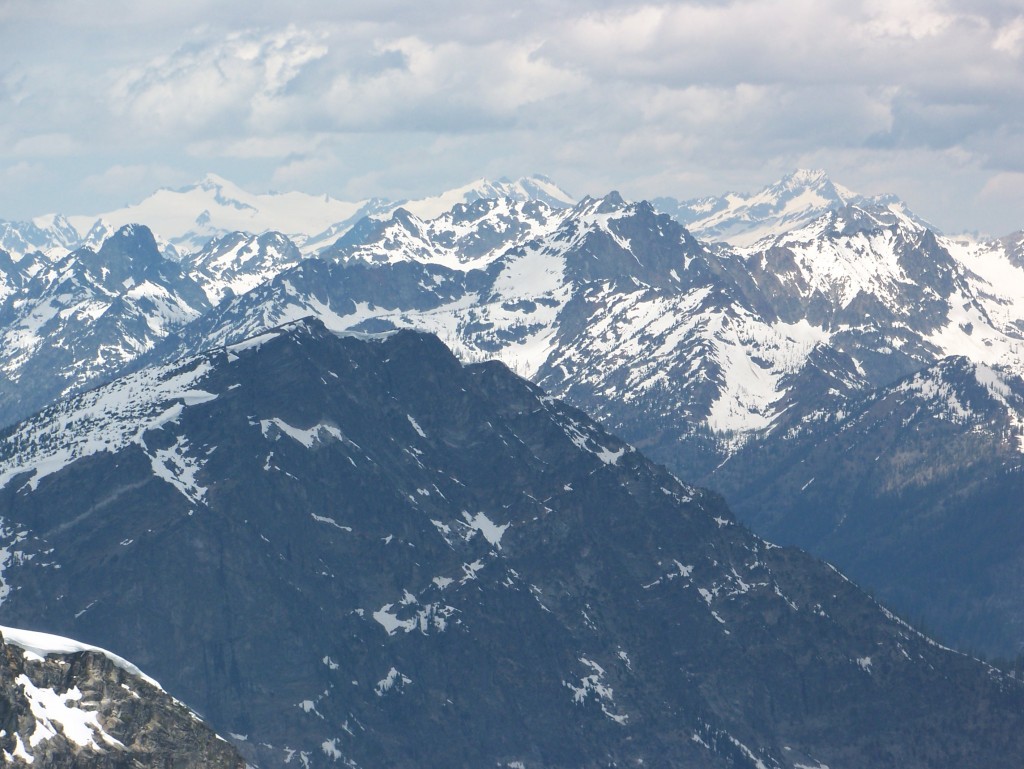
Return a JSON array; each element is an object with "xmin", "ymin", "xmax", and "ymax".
[
  {"xmin": 765, "ymin": 196, "xmax": 933, "ymax": 246},
  {"xmin": 572, "ymin": 190, "xmax": 630, "ymax": 216},
  {"xmin": 754, "ymin": 169, "xmax": 855, "ymax": 206},
  {"xmin": 594, "ymin": 190, "xmax": 626, "ymax": 213},
  {"xmin": 390, "ymin": 206, "xmax": 424, "ymax": 227},
  {"xmin": 98, "ymin": 222, "xmax": 161, "ymax": 256},
  {"xmin": 777, "ymin": 168, "xmax": 850, "ymax": 195}
]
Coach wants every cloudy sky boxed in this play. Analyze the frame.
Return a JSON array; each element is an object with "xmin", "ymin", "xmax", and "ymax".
[{"xmin": 1, "ymin": 0, "xmax": 1022, "ymax": 234}]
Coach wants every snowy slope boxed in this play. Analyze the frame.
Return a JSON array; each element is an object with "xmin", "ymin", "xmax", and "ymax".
[
  {"xmin": 707, "ymin": 355, "xmax": 1024, "ymax": 656},
  {"xmin": 145, "ymin": 188, "xmax": 1024, "ymax": 476},
  {"xmin": 4, "ymin": 174, "xmax": 1024, "ymax": 464},
  {"xmin": 0, "ymin": 216, "xmax": 81, "ymax": 261},
  {"xmin": 4, "ymin": 177, "xmax": 1020, "ymax": 466},
  {"xmin": 184, "ymin": 231, "xmax": 304, "ymax": 304},
  {"xmin": 392, "ymin": 175, "xmax": 575, "ymax": 221},
  {"xmin": 161, "ymin": 194, "xmax": 712, "ymax": 380},
  {"xmin": 324, "ymin": 197, "xmax": 567, "ymax": 272},
  {"xmin": 63, "ymin": 174, "xmax": 386, "ymax": 257},
  {"xmin": 1, "ymin": 626, "xmax": 160, "ymax": 687}
]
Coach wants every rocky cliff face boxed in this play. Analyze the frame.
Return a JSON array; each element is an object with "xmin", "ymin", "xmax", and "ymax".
[{"xmin": 0, "ymin": 627, "xmax": 245, "ymax": 768}]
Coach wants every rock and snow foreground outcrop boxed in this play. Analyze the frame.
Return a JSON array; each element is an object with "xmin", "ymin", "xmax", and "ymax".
[{"xmin": 0, "ymin": 626, "xmax": 244, "ymax": 768}]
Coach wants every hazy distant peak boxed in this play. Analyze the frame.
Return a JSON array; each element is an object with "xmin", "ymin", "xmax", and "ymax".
[{"xmin": 654, "ymin": 169, "xmax": 922, "ymax": 246}]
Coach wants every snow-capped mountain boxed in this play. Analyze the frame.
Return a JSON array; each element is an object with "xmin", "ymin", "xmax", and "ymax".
[
  {"xmin": 0, "ymin": 215, "xmax": 81, "ymax": 262},
  {"xmin": 326, "ymin": 196, "xmax": 567, "ymax": 271},
  {"xmin": 0, "ymin": 224, "xmax": 209, "ymax": 425},
  {"xmin": 6, "ymin": 177, "xmax": 1022, "ymax": 495},
  {"xmin": 654, "ymin": 169, "xmax": 932, "ymax": 246},
  {"xmin": 121, "ymin": 185, "xmax": 1024, "ymax": 660},
  {"xmin": 184, "ymin": 230, "xmax": 304, "ymax": 305},
  {"xmin": 3, "ymin": 172, "xmax": 1024, "ymax": 660},
  {"xmin": 0, "ymin": 626, "xmax": 244, "ymax": 767},
  {"xmin": 389, "ymin": 174, "xmax": 575, "ymax": 221},
  {"xmin": 46, "ymin": 174, "xmax": 576, "ymax": 259},
  {"xmin": 61, "ymin": 174, "xmax": 390, "ymax": 258},
  {"xmin": 155, "ymin": 193, "xmax": 728, "ymax": 386},
  {"xmin": 1, "ymin": 318, "xmax": 1022, "ymax": 769},
  {"xmin": 0, "ymin": 174, "xmax": 573, "ymax": 265},
  {"xmin": 156, "ymin": 189, "xmax": 1020, "ymax": 471}
]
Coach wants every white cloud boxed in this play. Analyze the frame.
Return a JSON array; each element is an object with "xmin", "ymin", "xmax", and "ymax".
[
  {"xmin": 979, "ymin": 172, "xmax": 1024, "ymax": 221},
  {"xmin": 0, "ymin": 0, "xmax": 1021, "ymax": 233},
  {"xmin": 861, "ymin": 0, "xmax": 956, "ymax": 40},
  {"xmin": 12, "ymin": 133, "xmax": 79, "ymax": 157},
  {"xmin": 993, "ymin": 16, "xmax": 1024, "ymax": 56},
  {"xmin": 109, "ymin": 25, "xmax": 328, "ymax": 137},
  {"xmin": 80, "ymin": 163, "xmax": 190, "ymax": 201},
  {"xmin": 318, "ymin": 36, "xmax": 586, "ymax": 131},
  {"xmin": 186, "ymin": 134, "xmax": 327, "ymax": 160},
  {"xmin": 0, "ymin": 161, "xmax": 47, "ymax": 188}
]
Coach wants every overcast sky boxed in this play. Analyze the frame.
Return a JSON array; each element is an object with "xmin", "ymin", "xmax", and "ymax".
[{"xmin": 1, "ymin": 0, "xmax": 1022, "ymax": 234}]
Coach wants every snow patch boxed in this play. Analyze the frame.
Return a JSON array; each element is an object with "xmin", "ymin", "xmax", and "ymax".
[
  {"xmin": 311, "ymin": 514, "xmax": 352, "ymax": 532},
  {"xmin": 260, "ymin": 418, "xmax": 347, "ymax": 449},
  {"xmin": 563, "ymin": 657, "xmax": 628, "ymax": 725},
  {"xmin": 406, "ymin": 415, "xmax": 427, "ymax": 438},
  {"xmin": 15, "ymin": 674, "xmax": 124, "ymax": 754},
  {"xmin": 149, "ymin": 435, "xmax": 207, "ymax": 504},
  {"xmin": 374, "ymin": 667, "xmax": 411, "ymax": 697},
  {"xmin": 462, "ymin": 511, "xmax": 510, "ymax": 550},
  {"xmin": 0, "ymin": 358, "xmax": 217, "ymax": 492}
]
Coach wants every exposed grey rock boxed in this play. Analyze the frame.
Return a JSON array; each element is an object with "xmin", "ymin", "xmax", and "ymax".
[{"xmin": 0, "ymin": 629, "xmax": 245, "ymax": 768}]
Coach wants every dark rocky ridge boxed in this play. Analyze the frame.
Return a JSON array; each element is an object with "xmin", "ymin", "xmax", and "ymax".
[{"xmin": 0, "ymin": 319, "xmax": 1022, "ymax": 767}]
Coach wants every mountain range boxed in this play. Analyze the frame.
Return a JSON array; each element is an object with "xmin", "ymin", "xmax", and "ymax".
[
  {"xmin": 1, "ymin": 169, "xmax": 1024, "ymax": 764},
  {"xmin": 653, "ymin": 168, "xmax": 935, "ymax": 246},
  {"xmin": 2, "ymin": 170, "xmax": 1024, "ymax": 660},
  {"xmin": 0, "ymin": 318, "xmax": 1021, "ymax": 768},
  {"xmin": 0, "ymin": 174, "xmax": 576, "ymax": 262}
]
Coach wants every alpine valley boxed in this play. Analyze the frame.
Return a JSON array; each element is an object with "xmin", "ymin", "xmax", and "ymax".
[{"xmin": 0, "ymin": 171, "xmax": 1023, "ymax": 765}]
